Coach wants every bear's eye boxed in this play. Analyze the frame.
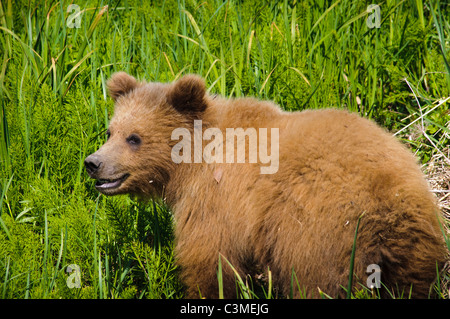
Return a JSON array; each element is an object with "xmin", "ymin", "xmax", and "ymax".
[
  {"xmin": 126, "ymin": 134, "xmax": 141, "ymax": 147},
  {"xmin": 106, "ymin": 129, "xmax": 111, "ymax": 140}
]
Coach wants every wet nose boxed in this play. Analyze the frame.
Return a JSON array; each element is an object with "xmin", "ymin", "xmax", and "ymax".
[{"xmin": 84, "ymin": 154, "xmax": 102, "ymax": 176}]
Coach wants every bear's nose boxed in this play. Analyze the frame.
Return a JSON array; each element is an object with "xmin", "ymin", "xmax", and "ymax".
[{"xmin": 84, "ymin": 154, "xmax": 102, "ymax": 176}]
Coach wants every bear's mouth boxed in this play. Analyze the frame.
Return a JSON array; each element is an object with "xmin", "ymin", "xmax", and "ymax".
[{"xmin": 95, "ymin": 174, "xmax": 130, "ymax": 191}]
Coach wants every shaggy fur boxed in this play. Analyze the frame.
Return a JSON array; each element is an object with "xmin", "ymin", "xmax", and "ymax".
[{"xmin": 85, "ymin": 72, "xmax": 447, "ymax": 298}]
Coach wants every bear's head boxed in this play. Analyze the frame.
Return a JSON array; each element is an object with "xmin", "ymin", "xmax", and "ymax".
[{"xmin": 84, "ymin": 72, "xmax": 207, "ymax": 197}]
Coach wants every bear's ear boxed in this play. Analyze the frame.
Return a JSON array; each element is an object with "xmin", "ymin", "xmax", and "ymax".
[
  {"xmin": 167, "ymin": 74, "xmax": 207, "ymax": 116},
  {"xmin": 107, "ymin": 72, "xmax": 140, "ymax": 101}
]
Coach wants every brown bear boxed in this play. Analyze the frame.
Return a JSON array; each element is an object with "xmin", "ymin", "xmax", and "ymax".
[{"xmin": 84, "ymin": 72, "xmax": 447, "ymax": 298}]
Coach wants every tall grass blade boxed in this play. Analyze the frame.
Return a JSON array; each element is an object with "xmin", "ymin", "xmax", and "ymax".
[
  {"xmin": 219, "ymin": 253, "xmax": 252, "ymax": 299},
  {"xmin": 43, "ymin": 210, "xmax": 49, "ymax": 297},
  {"xmin": 430, "ymin": 1, "xmax": 450, "ymax": 90},
  {"xmin": 217, "ymin": 254, "xmax": 224, "ymax": 299},
  {"xmin": 2, "ymin": 256, "xmax": 10, "ymax": 298},
  {"xmin": 346, "ymin": 212, "xmax": 365, "ymax": 299}
]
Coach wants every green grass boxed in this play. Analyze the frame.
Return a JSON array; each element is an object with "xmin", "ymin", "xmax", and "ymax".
[{"xmin": 0, "ymin": 0, "xmax": 449, "ymax": 299}]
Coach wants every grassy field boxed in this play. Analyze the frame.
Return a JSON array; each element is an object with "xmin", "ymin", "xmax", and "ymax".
[{"xmin": 0, "ymin": 0, "xmax": 449, "ymax": 299}]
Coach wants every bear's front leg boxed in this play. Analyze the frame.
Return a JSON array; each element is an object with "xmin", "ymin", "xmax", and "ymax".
[{"xmin": 175, "ymin": 239, "xmax": 243, "ymax": 298}]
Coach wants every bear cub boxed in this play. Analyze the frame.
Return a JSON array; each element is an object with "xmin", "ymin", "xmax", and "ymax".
[{"xmin": 85, "ymin": 72, "xmax": 447, "ymax": 298}]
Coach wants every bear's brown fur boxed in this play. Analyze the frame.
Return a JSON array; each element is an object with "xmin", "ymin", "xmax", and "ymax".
[{"xmin": 85, "ymin": 72, "xmax": 448, "ymax": 298}]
